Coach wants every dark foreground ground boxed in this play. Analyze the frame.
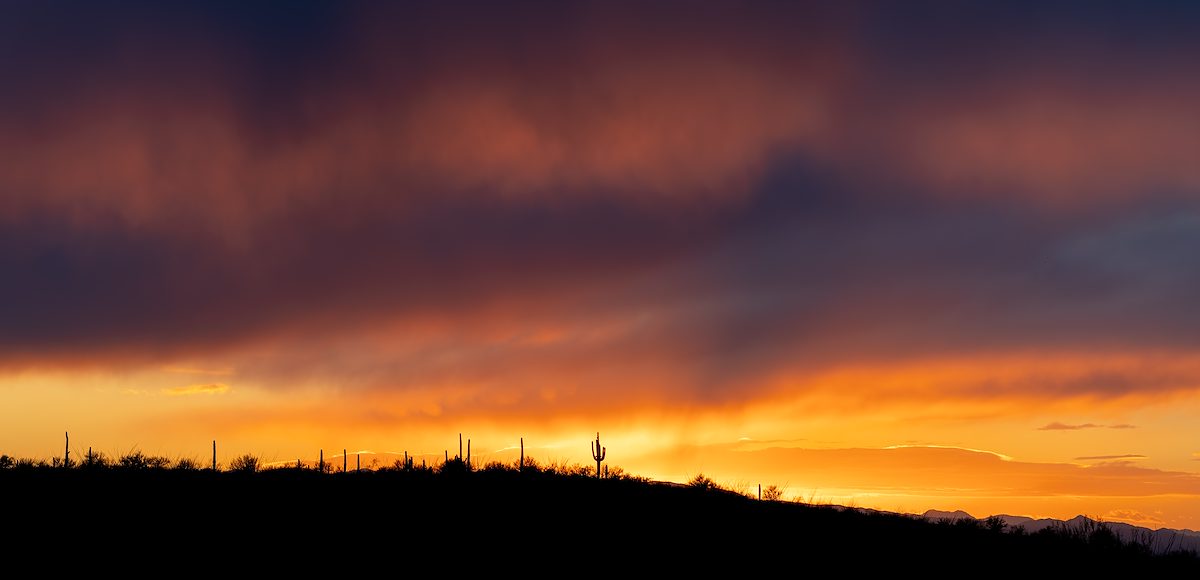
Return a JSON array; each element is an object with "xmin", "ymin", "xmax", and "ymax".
[{"xmin": 3, "ymin": 465, "xmax": 1197, "ymax": 574}]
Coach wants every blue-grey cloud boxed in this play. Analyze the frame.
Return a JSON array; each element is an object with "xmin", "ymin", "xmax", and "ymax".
[{"xmin": 3, "ymin": 1, "xmax": 1200, "ymax": 413}]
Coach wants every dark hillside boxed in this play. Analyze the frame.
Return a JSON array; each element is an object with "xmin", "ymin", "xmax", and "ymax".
[{"xmin": 3, "ymin": 465, "xmax": 1196, "ymax": 574}]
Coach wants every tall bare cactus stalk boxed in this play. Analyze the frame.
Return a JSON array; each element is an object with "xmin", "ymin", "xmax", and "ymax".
[
  {"xmin": 591, "ymin": 432, "xmax": 606, "ymax": 479},
  {"xmin": 519, "ymin": 437, "xmax": 524, "ymax": 472}
]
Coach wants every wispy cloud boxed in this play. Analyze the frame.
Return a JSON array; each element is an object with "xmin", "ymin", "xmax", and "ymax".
[
  {"xmin": 1037, "ymin": 422, "xmax": 1137, "ymax": 431},
  {"xmin": 1038, "ymin": 422, "xmax": 1100, "ymax": 431},
  {"xmin": 160, "ymin": 365, "xmax": 235, "ymax": 376},
  {"xmin": 162, "ymin": 383, "xmax": 230, "ymax": 396},
  {"xmin": 883, "ymin": 444, "xmax": 1013, "ymax": 462},
  {"xmin": 1074, "ymin": 454, "xmax": 1146, "ymax": 461}
]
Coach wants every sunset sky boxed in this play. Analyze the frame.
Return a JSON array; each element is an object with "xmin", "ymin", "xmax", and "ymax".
[{"xmin": 3, "ymin": 1, "xmax": 1200, "ymax": 529}]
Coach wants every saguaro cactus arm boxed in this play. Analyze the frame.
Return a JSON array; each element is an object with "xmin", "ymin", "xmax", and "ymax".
[{"xmin": 591, "ymin": 432, "xmax": 606, "ymax": 479}]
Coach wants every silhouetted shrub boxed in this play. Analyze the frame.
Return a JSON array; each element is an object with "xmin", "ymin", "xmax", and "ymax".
[
  {"xmin": 146, "ymin": 455, "xmax": 171, "ymax": 469},
  {"xmin": 688, "ymin": 474, "xmax": 718, "ymax": 491},
  {"xmin": 80, "ymin": 451, "xmax": 110, "ymax": 468},
  {"xmin": 438, "ymin": 457, "xmax": 470, "ymax": 475},
  {"xmin": 481, "ymin": 460, "xmax": 508, "ymax": 473},
  {"xmin": 762, "ymin": 485, "xmax": 785, "ymax": 501},
  {"xmin": 174, "ymin": 457, "xmax": 202, "ymax": 471},
  {"xmin": 15, "ymin": 457, "xmax": 40, "ymax": 469},
  {"xmin": 515, "ymin": 455, "xmax": 541, "ymax": 473},
  {"xmin": 119, "ymin": 451, "xmax": 149, "ymax": 469},
  {"xmin": 228, "ymin": 454, "xmax": 260, "ymax": 473}
]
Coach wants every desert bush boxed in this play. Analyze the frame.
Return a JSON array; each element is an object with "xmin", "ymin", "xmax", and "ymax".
[
  {"xmin": 688, "ymin": 474, "xmax": 718, "ymax": 491},
  {"xmin": 119, "ymin": 451, "xmax": 149, "ymax": 469},
  {"xmin": 604, "ymin": 465, "xmax": 633, "ymax": 480},
  {"xmin": 114, "ymin": 451, "xmax": 168, "ymax": 469},
  {"xmin": 438, "ymin": 457, "xmax": 470, "ymax": 475},
  {"xmin": 762, "ymin": 485, "xmax": 785, "ymax": 501},
  {"xmin": 145, "ymin": 455, "xmax": 171, "ymax": 469},
  {"xmin": 515, "ymin": 455, "xmax": 540, "ymax": 472},
  {"xmin": 481, "ymin": 460, "xmax": 509, "ymax": 473},
  {"xmin": 228, "ymin": 454, "xmax": 261, "ymax": 473},
  {"xmin": 540, "ymin": 459, "xmax": 590, "ymax": 477},
  {"xmin": 80, "ymin": 451, "xmax": 110, "ymax": 468},
  {"xmin": 174, "ymin": 457, "xmax": 202, "ymax": 471},
  {"xmin": 15, "ymin": 457, "xmax": 40, "ymax": 469}
]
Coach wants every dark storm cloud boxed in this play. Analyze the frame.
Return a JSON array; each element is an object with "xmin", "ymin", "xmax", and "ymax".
[
  {"xmin": 0, "ymin": 193, "xmax": 725, "ymax": 363},
  {"xmin": 0, "ymin": 0, "xmax": 850, "ymax": 366},
  {"xmin": 3, "ymin": 1, "xmax": 1200, "ymax": 408}
]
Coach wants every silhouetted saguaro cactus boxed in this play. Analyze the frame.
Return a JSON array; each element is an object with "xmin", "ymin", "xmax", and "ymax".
[
  {"xmin": 519, "ymin": 438, "xmax": 524, "ymax": 472},
  {"xmin": 64, "ymin": 432, "xmax": 69, "ymax": 467},
  {"xmin": 343, "ymin": 449, "xmax": 347, "ymax": 473},
  {"xmin": 458, "ymin": 433, "xmax": 463, "ymax": 460},
  {"xmin": 212, "ymin": 440, "xmax": 217, "ymax": 471},
  {"xmin": 320, "ymin": 449, "xmax": 324, "ymax": 473},
  {"xmin": 592, "ymin": 432, "xmax": 606, "ymax": 479},
  {"xmin": 467, "ymin": 439, "xmax": 471, "ymax": 468}
]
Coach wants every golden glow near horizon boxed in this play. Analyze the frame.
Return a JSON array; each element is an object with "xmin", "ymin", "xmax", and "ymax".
[
  {"xmin": 4, "ymin": 2, "xmax": 1200, "ymax": 534},
  {"xmin": 4, "ymin": 355, "xmax": 1199, "ymax": 529}
]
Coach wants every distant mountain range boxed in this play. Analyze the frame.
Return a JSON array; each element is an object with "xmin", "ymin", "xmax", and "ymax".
[{"xmin": 923, "ymin": 509, "xmax": 1200, "ymax": 554}]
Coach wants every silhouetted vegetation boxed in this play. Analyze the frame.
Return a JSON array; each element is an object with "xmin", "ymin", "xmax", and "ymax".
[
  {"xmin": 761, "ymin": 484, "xmax": 785, "ymax": 501},
  {"xmin": 591, "ymin": 431, "xmax": 606, "ymax": 479},
  {"xmin": 687, "ymin": 473, "xmax": 719, "ymax": 490},
  {"xmin": 227, "ymin": 454, "xmax": 261, "ymax": 473},
  {"xmin": 0, "ymin": 449, "xmax": 1195, "ymax": 573}
]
